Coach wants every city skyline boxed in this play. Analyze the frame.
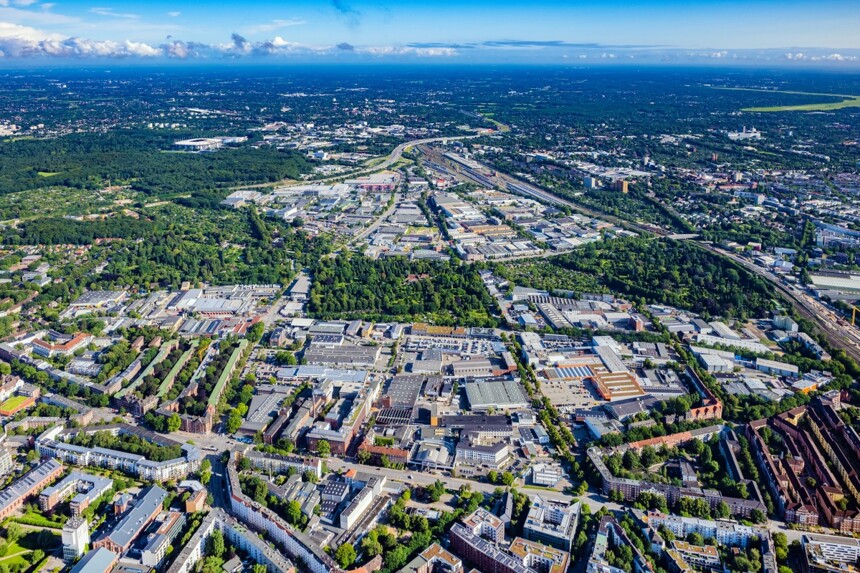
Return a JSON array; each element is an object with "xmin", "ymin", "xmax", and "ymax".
[{"xmin": 0, "ymin": 0, "xmax": 858, "ymax": 65}]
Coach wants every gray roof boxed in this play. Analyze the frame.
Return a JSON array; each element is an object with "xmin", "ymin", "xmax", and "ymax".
[
  {"xmin": 465, "ymin": 380, "xmax": 528, "ymax": 409},
  {"xmin": 99, "ymin": 486, "xmax": 167, "ymax": 550},
  {"xmin": 0, "ymin": 458, "xmax": 63, "ymax": 515},
  {"xmin": 70, "ymin": 548, "xmax": 117, "ymax": 573}
]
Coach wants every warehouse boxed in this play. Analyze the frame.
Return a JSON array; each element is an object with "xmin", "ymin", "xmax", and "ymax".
[
  {"xmin": 303, "ymin": 345, "xmax": 381, "ymax": 368},
  {"xmin": 464, "ymin": 380, "xmax": 529, "ymax": 412}
]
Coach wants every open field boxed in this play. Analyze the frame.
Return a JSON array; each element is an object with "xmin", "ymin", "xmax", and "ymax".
[
  {"xmin": 745, "ymin": 98, "xmax": 860, "ymax": 112},
  {"xmin": 711, "ymin": 86, "xmax": 860, "ymax": 112},
  {"xmin": 0, "ymin": 396, "xmax": 31, "ymax": 412},
  {"xmin": 479, "ymin": 112, "xmax": 511, "ymax": 132}
]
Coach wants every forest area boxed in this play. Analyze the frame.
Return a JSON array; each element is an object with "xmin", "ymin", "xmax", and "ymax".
[
  {"xmin": 309, "ymin": 254, "xmax": 499, "ymax": 326},
  {"xmin": 0, "ymin": 130, "xmax": 310, "ymax": 196},
  {"xmin": 496, "ymin": 237, "xmax": 777, "ymax": 319}
]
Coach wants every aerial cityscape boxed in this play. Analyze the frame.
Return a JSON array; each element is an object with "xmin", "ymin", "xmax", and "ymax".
[{"xmin": 0, "ymin": 2, "xmax": 859, "ymax": 573}]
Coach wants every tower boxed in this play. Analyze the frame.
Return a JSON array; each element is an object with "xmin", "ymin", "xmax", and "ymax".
[{"xmin": 62, "ymin": 516, "xmax": 90, "ymax": 562}]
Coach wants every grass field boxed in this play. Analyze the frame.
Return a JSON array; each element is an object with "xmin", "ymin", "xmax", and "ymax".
[
  {"xmin": 711, "ymin": 86, "xmax": 860, "ymax": 112},
  {"xmin": 743, "ymin": 98, "xmax": 860, "ymax": 112},
  {"xmin": 479, "ymin": 113, "xmax": 511, "ymax": 132},
  {"xmin": 0, "ymin": 395, "xmax": 32, "ymax": 413}
]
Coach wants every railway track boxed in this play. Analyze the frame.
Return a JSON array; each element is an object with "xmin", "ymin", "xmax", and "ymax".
[{"xmin": 421, "ymin": 146, "xmax": 860, "ymax": 366}]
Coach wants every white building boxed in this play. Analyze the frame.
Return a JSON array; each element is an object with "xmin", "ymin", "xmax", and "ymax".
[
  {"xmin": 339, "ymin": 487, "xmax": 374, "ymax": 530},
  {"xmin": 62, "ymin": 517, "xmax": 90, "ymax": 562}
]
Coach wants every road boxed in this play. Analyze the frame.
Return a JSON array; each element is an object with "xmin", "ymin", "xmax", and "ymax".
[
  {"xmin": 326, "ymin": 455, "xmax": 811, "ymax": 542},
  {"xmin": 348, "ymin": 198, "xmax": 399, "ymax": 247},
  {"xmin": 291, "ymin": 134, "xmax": 481, "ymax": 188},
  {"xmin": 324, "ymin": 457, "xmax": 577, "ymax": 505}
]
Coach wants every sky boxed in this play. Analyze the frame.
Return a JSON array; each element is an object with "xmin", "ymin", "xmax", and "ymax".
[{"xmin": 0, "ymin": 0, "xmax": 858, "ymax": 65}]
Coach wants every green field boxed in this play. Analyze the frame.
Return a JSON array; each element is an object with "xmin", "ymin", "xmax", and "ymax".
[
  {"xmin": 744, "ymin": 97, "xmax": 860, "ymax": 112},
  {"xmin": 207, "ymin": 340, "xmax": 248, "ymax": 409},
  {"xmin": 479, "ymin": 112, "xmax": 511, "ymax": 132},
  {"xmin": 712, "ymin": 87, "xmax": 860, "ymax": 112},
  {"xmin": 0, "ymin": 395, "xmax": 31, "ymax": 412}
]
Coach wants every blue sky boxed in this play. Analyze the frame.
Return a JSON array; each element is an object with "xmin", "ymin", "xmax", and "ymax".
[{"xmin": 0, "ymin": 0, "xmax": 858, "ymax": 63}]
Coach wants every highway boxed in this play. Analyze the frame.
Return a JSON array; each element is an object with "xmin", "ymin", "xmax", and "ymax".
[{"xmin": 294, "ymin": 135, "xmax": 480, "ymax": 187}]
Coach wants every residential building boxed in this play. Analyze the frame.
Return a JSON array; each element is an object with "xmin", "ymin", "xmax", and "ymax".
[
  {"xmin": 0, "ymin": 458, "xmax": 64, "ymax": 520},
  {"xmin": 40, "ymin": 471, "xmax": 113, "ymax": 515}
]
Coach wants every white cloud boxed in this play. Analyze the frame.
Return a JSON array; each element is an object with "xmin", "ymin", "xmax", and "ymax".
[
  {"xmin": 246, "ymin": 18, "xmax": 306, "ymax": 35},
  {"xmin": 0, "ymin": 20, "xmax": 62, "ymax": 40},
  {"xmin": 0, "ymin": 5, "xmax": 79, "ymax": 24},
  {"xmin": 357, "ymin": 45, "xmax": 457, "ymax": 57},
  {"xmin": 166, "ymin": 11, "xmax": 180, "ymax": 17},
  {"xmin": 89, "ymin": 7, "xmax": 139, "ymax": 19}
]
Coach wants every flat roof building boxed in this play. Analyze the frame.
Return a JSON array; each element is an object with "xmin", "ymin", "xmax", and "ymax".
[
  {"xmin": 70, "ymin": 548, "xmax": 117, "ymax": 573},
  {"xmin": 523, "ymin": 496, "xmax": 580, "ymax": 552},
  {"xmin": 465, "ymin": 380, "xmax": 529, "ymax": 412}
]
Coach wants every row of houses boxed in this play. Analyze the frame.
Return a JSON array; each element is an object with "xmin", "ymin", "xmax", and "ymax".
[
  {"xmin": 35, "ymin": 424, "xmax": 202, "ymax": 482},
  {"xmin": 588, "ymin": 434, "xmax": 767, "ymax": 520},
  {"xmin": 747, "ymin": 397, "xmax": 860, "ymax": 532}
]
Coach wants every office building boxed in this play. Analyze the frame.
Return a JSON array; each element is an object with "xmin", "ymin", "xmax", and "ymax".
[
  {"xmin": 0, "ymin": 458, "xmax": 64, "ymax": 520},
  {"xmin": 93, "ymin": 486, "xmax": 167, "ymax": 554},
  {"xmin": 523, "ymin": 496, "xmax": 580, "ymax": 552}
]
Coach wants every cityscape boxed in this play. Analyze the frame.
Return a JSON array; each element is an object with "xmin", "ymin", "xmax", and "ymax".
[{"xmin": 0, "ymin": 2, "xmax": 858, "ymax": 573}]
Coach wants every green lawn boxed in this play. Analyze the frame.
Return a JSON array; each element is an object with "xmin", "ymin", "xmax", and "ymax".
[
  {"xmin": 710, "ymin": 86, "xmax": 860, "ymax": 112},
  {"xmin": 11, "ymin": 512, "xmax": 65, "ymax": 529},
  {"xmin": 743, "ymin": 97, "xmax": 860, "ymax": 112},
  {"xmin": 0, "ymin": 396, "xmax": 31, "ymax": 412}
]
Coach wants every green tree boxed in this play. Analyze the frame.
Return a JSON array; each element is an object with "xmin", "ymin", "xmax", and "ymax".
[
  {"xmin": 687, "ymin": 532, "xmax": 705, "ymax": 545},
  {"xmin": 316, "ymin": 440, "xmax": 330, "ymax": 457},
  {"xmin": 225, "ymin": 409, "xmax": 243, "ymax": 434},
  {"xmin": 167, "ymin": 413, "xmax": 182, "ymax": 433},
  {"xmin": 286, "ymin": 500, "xmax": 303, "ymax": 525},
  {"xmin": 334, "ymin": 543, "xmax": 356, "ymax": 569},
  {"xmin": 5, "ymin": 523, "xmax": 23, "ymax": 544},
  {"xmin": 428, "ymin": 480, "xmax": 445, "ymax": 502},
  {"xmin": 206, "ymin": 530, "xmax": 225, "ymax": 559},
  {"xmin": 29, "ymin": 550, "xmax": 44, "ymax": 565},
  {"xmin": 361, "ymin": 535, "xmax": 383, "ymax": 558}
]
